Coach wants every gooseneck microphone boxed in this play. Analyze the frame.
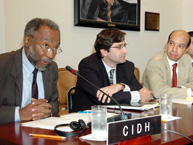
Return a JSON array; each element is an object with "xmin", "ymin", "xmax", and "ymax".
[{"xmin": 66, "ymin": 65, "xmax": 130, "ymax": 120}]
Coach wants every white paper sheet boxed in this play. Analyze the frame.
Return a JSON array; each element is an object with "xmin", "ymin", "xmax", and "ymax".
[
  {"xmin": 21, "ymin": 112, "xmax": 118, "ymax": 131},
  {"xmin": 172, "ymin": 98, "xmax": 193, "ymax": 105},
  {"xmin": 21, "ymin": 117, "xmax": 71, "ymax": 130},
  {"xmin": 79, "ymin": 134, "xmax": 106, "ymax": 141}
]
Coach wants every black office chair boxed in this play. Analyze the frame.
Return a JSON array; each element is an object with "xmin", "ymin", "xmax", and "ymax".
[{"xmin": 67, "ymin": 86, "xmax": 76, "ymax": 113}]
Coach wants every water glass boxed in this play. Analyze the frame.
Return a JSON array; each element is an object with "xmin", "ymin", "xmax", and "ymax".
[
  {"xmin": 160, "ymin": 94, "xmax": 172, "ymax": 119},
  {"xmin": 91, "ymin": 105, "xmax": 107, "ymax": 139}
]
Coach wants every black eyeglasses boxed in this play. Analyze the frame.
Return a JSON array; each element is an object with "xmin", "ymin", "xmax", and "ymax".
[{"xmin": 111, "ymin": 43, "xmax": 128, "ymax": 49}]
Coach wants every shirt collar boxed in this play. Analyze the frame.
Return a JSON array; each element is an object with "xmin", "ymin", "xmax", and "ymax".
[
  {"xmin": 101, "ymin": 59, "xmax": 116, "ymax": 73},
  {"xmin": 22, "ymin": 47, "xmax": 36, "ymax": 76},
  {"xmin": 167, "ymin": 56, "xmax": 179, "ymax": 68}
]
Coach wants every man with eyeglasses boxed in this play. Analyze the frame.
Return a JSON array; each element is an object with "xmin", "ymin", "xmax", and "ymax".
[
  {"xmin": 143, "ymin": 30, "xmax": 193, "ymax": 99},
  {"xmin": 72, "ymin": 28, "xmax": 152, "ymax": 112},
  {"xmin": 0, "ymin": 18, "xmax": 62, "ymax": 124}
]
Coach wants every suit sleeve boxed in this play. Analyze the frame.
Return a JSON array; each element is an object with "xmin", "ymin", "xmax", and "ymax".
[
  {"xmin": 0, "ymin": 106, "xmax": 16, "ymax": 124},
  {"xmin": 0, "ymin": 52, "xmax": 19, "ymax": 124},
  {"xmin": 46, "ymin": 63, "xmax": 59, "ymax": 116},
  {"xmin": 144, "ymin": 60, "xmax": 188, "ymax": 98},
  {"xmin": 77, "ymin": 59, "xmax": 141, "ymax": 105}
]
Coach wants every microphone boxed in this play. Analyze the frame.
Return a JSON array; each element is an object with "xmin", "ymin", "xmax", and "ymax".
[{"xmin": 66, "ymin": 65, "xmax": 130, "ymax": 120}]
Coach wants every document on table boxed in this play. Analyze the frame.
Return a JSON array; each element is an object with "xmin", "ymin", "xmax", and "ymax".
[
  {"xmin": 106, "ymin": 102, "xmax": 159, "ymax": 111},
  {"xmin": 21, "ymin": 112, "xmax": 117, "ymax": 130},
  {"xmin": 172, "ymin": 98, "xmax": 193, "ymax": 105},
  {"xmin": 22, "ymin": 117, "xmax": 72, "ymax": 130}
]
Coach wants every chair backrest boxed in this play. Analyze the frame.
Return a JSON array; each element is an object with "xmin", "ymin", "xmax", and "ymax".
[
  {"xmin": 57, "ymin": 68, "xmax": 77, "ymax": 114},
  {"xmin": 67, "ymin": 86, "xmax": 76, "ymax": 113},
  {"xmin": 59, "ymin": 67, "xmax": 139, "ymax": 114},
  {"xmin": 134, "ymin": 67, "xmax": 140, "ymax": 83}
]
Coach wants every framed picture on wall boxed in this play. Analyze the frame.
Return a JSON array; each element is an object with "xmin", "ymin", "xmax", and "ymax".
[{"xmin": 74, "ymin": 0, "xmax": 140, "ymax": 31}]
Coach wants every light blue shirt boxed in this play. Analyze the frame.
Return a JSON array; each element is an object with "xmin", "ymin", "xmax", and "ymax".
[
  {"xmin": 15, "ymin": 48, "xmax": 45, "ymax": 122},
  {"xmin": 102, "ymin": 59, "xmax": 140, "ymax": 103}
]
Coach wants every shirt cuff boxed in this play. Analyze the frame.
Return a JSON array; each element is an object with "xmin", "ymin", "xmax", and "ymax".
[
  {"xmin": 15, "ymin": 106, "xmax": 21, "ymax": 122},
  {"xmin": 187, "ymin": 88, "xmax": 192, "ymax": 98},
  {"xmin": 179, "ymin": 85, "xmax": 186, "ymax": 88},
  {"xmin": 130, "ymin": 91, "xmax": 140, "ymax": 103},
  {"xmin": 122, "ymin": 83, "xmax": 131, "ymax": 92}
]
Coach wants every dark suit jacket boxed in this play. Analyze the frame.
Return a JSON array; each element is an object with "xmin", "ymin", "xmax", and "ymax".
[
  {"xmin": 72, "ymin": 53, "xmax": 142, "ymax": 112},
  {"xmin": 0, "ymin": 48, "xmax": 59, "ymax": 124}
]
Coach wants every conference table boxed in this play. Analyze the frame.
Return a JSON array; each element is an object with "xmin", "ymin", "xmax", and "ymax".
[{"xmin": 0, "ymin": 103, "xmax": 193, "ymax": 145}]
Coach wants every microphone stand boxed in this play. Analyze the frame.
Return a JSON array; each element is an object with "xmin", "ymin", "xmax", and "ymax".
[{"xmin": 66, "ymin": 65, "xmax": 130, "ymax": 120}]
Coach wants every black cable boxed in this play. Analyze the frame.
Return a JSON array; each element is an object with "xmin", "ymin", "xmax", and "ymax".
[{"xmin": 163, "ymin": 129, "xmax": 193, "ymax": 143}]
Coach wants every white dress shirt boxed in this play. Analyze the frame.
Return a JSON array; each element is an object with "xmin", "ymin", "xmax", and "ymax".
[{"xmin": 102, "ymin": 59, "xmax": 140, "ymax": 103}]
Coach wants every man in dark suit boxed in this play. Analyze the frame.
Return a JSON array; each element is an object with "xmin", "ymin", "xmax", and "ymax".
[
  {"xmin": 0, "ymin": 18, "xmax": 61, "ymax": 124},
  {"xmin": 72, "ymin": 28, "xmax": 152, "ymax": 112}
]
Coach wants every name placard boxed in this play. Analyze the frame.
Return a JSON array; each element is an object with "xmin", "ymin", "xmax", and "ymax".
[{"xmin": 106, "ymin": 115, "xmax": 161, "ymax": 145}]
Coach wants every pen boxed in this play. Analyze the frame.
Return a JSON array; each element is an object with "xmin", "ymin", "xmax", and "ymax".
[
  {"xmin": 78, "ymin": 111, "xmax": 91, "ymax": 113},
  {"xmin": 29, "ymin": 133, "xmax": 66, "ymax": 141},
  {"xmin": 145, "ymin": 116, "xmax": 166, "ymax": 123},
  {"xmin": 161, "ymin": 120, "xmax": 166, "ymax": 123}
]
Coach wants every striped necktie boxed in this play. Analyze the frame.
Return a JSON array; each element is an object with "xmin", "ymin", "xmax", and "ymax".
[{"xmin": 109, "ymin": 69, "xmax": 115, "ymax": 85}]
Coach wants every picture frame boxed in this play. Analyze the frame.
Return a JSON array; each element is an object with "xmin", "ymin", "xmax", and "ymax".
[
  {"xmin": 145, "ymin": 12, "xmax": 160, "ymax": 31},
  {"xmin": 74, "ymin": 0, "xmax": 140, "ymax": 31}
]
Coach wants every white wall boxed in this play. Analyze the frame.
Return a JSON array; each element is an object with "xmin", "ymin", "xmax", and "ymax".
[
  {"xmin": 182, "ymin": 0, "xmax": 193, "ymax": 31},
  {"xmin": 2, "ymin": 0, "xmax": 193, "ymax": 81}
]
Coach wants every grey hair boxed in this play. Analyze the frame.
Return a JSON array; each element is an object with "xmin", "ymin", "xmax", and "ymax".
[{"xmin": 24, "ymin": 18, "xmax": 60, "ymax": 36}]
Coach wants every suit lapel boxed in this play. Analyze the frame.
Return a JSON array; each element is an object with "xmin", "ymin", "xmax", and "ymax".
[
  {"xmin": 116, "ymin": 65, "xmax": 124, "ymax": 83},
  {"xmin": 11, "ymin": 49, "xmax": 23, "ymax": 106},
  {"xmin": 163, "ymin": 51, "xmax": 172, "ymax": 86},
  {"xmin": 97, "ymin": 58, "xmax": 110, "ymax": 86},
  {"xmin": 178, "ymin": 59, "xmax": 185, "ymax": 85},
  {"xmin": 42, "ymin": 69, "xmax": 51, "ymax": 100}
]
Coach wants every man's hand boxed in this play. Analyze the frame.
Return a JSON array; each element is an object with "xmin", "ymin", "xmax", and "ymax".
[
  {"xmin": 96, "ymin": 84, "xmax": 123, "ymax": 103},
  {"xmin": 139, "ymin": 88, "xmax": 152, "ymax": 102},
  {"xmin": 19, "ymin": 98, "xmax": 52, "ymax": 121},
  {"xmin": 19, "ymin": 102, "xmax": 36, "ymax": 121}
]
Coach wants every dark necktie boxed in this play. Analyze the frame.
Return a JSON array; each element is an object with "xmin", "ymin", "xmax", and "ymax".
[
  {"xmin": 109, "ymin": 69, "xmax": 115, "ymax": 85},
  {"xmin": 172, "ymin": 63, "xmax": 177, "ymax": 87},
  {"xmin": 32, "ymin": 68, "xmax": 38, "ymax": 99}
]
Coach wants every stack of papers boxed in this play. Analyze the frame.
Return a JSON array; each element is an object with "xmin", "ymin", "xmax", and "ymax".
[{"xmin": 106, "ymin": 103, "xmax": 159, "ymax": 111}]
